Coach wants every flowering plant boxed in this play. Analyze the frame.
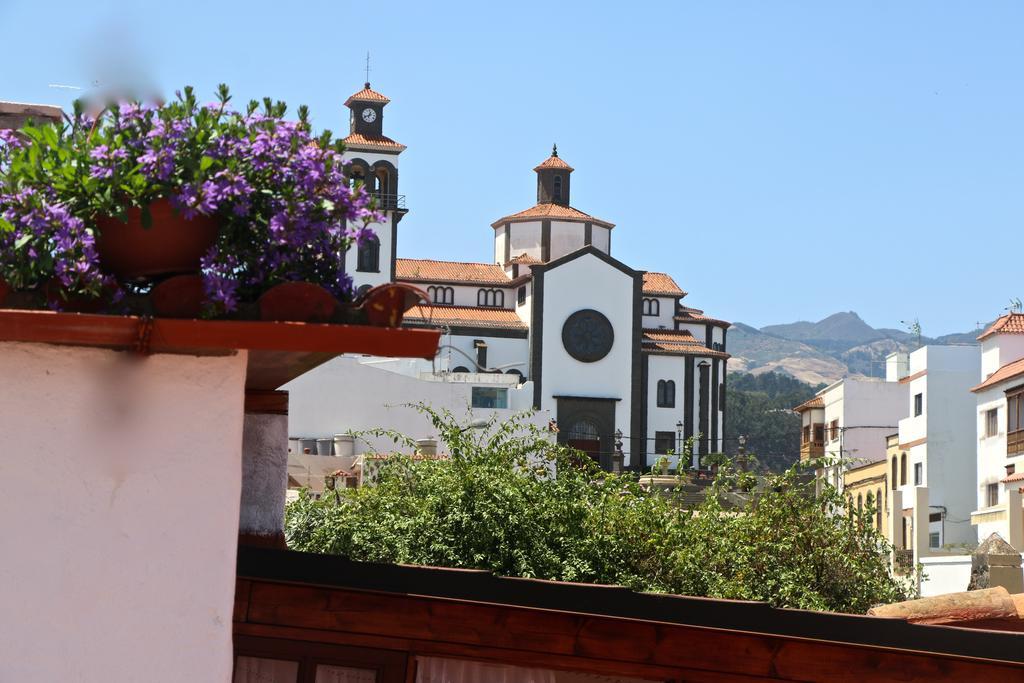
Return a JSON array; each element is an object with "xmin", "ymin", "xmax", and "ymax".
[{"xmin": 0, "ymin": 85, "xmax": 380, "ymax": 311}]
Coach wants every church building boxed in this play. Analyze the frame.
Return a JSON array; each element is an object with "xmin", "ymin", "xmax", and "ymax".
[{"xmin": 338, "ymin": 83, "xmax": 730, "ymax": 471}]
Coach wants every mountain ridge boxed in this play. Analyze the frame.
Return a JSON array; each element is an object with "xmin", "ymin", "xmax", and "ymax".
[{"xmin": 729, "ymin": 312, "xmax": 984, "ymax": 385}]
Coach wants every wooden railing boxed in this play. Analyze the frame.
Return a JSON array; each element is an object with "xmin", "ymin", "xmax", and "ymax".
[
  {"xmin": 800, "ymin": 441, "xmax": 824, "ymax": 461},
  {"xmin": 1009, "ymin": 429, "xmax": 1024, "ymax": 456}
]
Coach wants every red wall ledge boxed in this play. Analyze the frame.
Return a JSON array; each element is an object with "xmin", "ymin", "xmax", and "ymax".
[{"xmin": 0, "ymin": 309, "xmax": 442, "ymax": 390}]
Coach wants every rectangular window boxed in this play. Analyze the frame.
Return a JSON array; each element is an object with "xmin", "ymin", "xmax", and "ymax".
[
  {"xmin": 654, "ymin": 431, "xmax": 675, "ymax": 454},
  {"xmin": 986, "ymin": 408, "xmax": 1000, "ymax": 438},
  {"xmin": 470, "ymin": 387, "xmax": 508, "ymax": 409},
  {"xmin": 987, "ymin": 483, "xmax": 1000, "ymax": 507},
  {"xmin": 517, "ymin": 286, "xmax": 526, "ymax": 305},
  {"xmin": 928, "ymin": 512, "xmax": 942, "ymax": 523},
  {"xmin": 802, "ymin": 425, "xmax": 811, "ymax": 444},
  {"xmin": 914, "ymin": 393, "xmax": 923, "ymax": 417},
  {"xmin": 914, "ymin": 462, "xmax": 923, "ymax": 486},
  {"xmin": 829, "ymin": 419, "xmax": 840, "ymax": 442},
  {"xmin": 813, "ymin": 424, "xmax": 825, "ymax": 443},
  {"xmin": 929, "ymin": 532, "xmax": 940, "ymax": 549}
]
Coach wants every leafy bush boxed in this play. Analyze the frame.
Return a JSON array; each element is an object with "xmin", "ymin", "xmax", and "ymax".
[{"xmin": 285, "ymin": 406, "xmax": 912, "ymax": 613}]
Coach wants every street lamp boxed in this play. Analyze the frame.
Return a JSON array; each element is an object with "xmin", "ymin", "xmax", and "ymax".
[
  {"xmin": 738, "ymin": 434, "xmax": 747, "ymax": 472},
  {"xmin": 676, "ymin": 420, "xmax": 684, "ymax": 471}
]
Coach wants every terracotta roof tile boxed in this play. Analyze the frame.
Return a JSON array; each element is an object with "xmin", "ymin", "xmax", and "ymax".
[
  {"xmin": 506, "ymin": 253, "xmax": 543, "ymax": 265},
  {"xmin": 972, "ymin": 357, "xmax": 1024, "ymax": 393},
  {"xmin": 533, "ymin": 155, "xmax": 574, "ymax": 172},
  {"xmin": 1001, "ymin": 470, "xmax": 1024, "ymax": 483},
  {"xmin": 491, "ymin": 203, "xmax": 614, "ymax": 229},
  {"xmin": 344, "ymin": 83, "xmax": 390, "ymax": 106},
  {"xmin": 642, "ymin": 329, "xmax": 729, "ymax": 358},
  {"xmin": 404, "ymin": 305, "xmax": 527, "ymax": 331},
  {"xmin": 794, "ymin": 396, "xmax": 825, "ymax": 412},
  {"xmin": 342, "ymin": 133, "xmax": 406, "ymax": 152},
  {"xmin": 979, "ymin": 313, "xmax": 1024, "ymax": 341},
  {"xmin": 642, "ymin": 272, "xmax": 685, "ymax": 297},
  {"xmin": 675, "ymin": 313, "xmax": 731, "ymax": 328},
  {"xmin": 396, "ymin": 258, "xmax": 511, "ymax": 285}
]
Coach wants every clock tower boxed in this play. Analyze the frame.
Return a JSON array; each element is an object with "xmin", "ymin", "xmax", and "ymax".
[{"xmin": 345, "ymin": 82, "xmax": 388, "ymax": 137}]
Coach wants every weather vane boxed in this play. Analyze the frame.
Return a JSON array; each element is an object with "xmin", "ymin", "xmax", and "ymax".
[{"xmin": 364, "ymin": 51, "xmax": 371, "ymax": 86}]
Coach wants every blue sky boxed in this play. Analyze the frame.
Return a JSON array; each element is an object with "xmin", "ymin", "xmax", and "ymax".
[{"xmin": 3, "ymin": 1, "xmax": 1022, "ymax": 335}]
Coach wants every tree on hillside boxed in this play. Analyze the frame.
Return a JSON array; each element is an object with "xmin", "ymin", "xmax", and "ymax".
[
  {"xmin": 725, "ymin": 372, "xmax": 825, "ymax": 471},
  {"xmin": 286, "ymin": 406, "xmax": 912, "ymax": 614}
]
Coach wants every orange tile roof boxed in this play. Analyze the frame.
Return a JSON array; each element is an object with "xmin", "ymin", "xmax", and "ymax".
[
  {"xmin": 794, "ymin": 396, "xmax": 825, "ymax": 413},
  {"xmin": 533, "ymin": 154, "xmax": 574, "ymax": 172},
  {"xmin": 344, "ymin": 83, "xmax": 390, "ymax": 106},
  {"xmin": 972, "ymin": 357, "xmax": 1024, "ymax": 393},
  {"xmin": 396, "ymin": 258, "xmax": 511, "ymax": 285},
  {"xmin": 641, "ymin": 329, "xmax": 729, "ymax": 358},
  {"xmin": 1001, "ymin": 470, "xmax": 1024, "ymax": 483},
  {"xmin": 675, "ymin": 312, "xmax": 731, "ymax": 328},
  {"xmin": 491, "ymin": 203, "xmax": 614, "ymax": 229},
  {"xmin": 342, "ymin": 133, "xmax": 406, "ymax": 152},
  {"xmin": 404, "ymin": 305, "xmax": 527, "ymax": 331},
  {"xmin": 642, "ymin": 272, "xmax": 686, "ymax": 297},
  {"xmin": 979, "ymin": 313, "xmax": 1024, "ymax": 341},
  {"xmin": 506, "ymin": 253, "xmax": 542, "ymax": 265}
]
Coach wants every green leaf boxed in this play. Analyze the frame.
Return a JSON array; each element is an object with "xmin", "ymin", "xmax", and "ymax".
[
  {"xmin": 14, "ymin": 234, "xmax": 32, "ymax": 250},
  {"xmin": 200, "ymin": 155, "xmax": 214, "ymax": 172}
]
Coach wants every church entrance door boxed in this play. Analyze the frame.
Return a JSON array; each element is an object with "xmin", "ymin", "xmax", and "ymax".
[{"xmin": 556, "ymin": 397, "xmax": 617, "ymax": 471}]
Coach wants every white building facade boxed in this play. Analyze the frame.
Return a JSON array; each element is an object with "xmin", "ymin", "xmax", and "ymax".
[
  {"xmin": 970, "ymin": 313, "xmax": 1024, "ymax": 547},
  {"xmin": 307, "ymin": 84, "xmax": 731, "ymax": 471}
]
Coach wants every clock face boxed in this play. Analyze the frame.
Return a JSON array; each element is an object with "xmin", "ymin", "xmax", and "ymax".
[
  {"xmin": 561, "ymin": 309, "xmax": 614, "ymax": 363},
  {"xmin": 361, "ymin": 107, "xmax": 377, "ymax": 123}
]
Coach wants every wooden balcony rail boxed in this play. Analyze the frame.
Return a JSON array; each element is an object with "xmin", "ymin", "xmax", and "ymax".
[{"xmin": 1009, "ymin": 430, "xmax": 1024, "ymax": 457}]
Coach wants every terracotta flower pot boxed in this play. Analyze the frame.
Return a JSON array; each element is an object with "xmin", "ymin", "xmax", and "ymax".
[
  {"xmin": 152, "ymin": 274, "xmax": 207, "ymax": 319},
  {"xmin": 0, "ymin": 279, "xmax": 9, "ymax": 309},
  {"xmin": 95, "ymin": 199, "xmax": 220, "ymax": 281},
  {"xmin": 44, "ymin": 279, "xmax": 112, "ymax": 314},
  {"xmin": 358, "ymin": 283, "xmax": 429, "ymax": 328},
  {"xmin": 258, "ymin": 282, "xmax": 338, "ymax": 323}
]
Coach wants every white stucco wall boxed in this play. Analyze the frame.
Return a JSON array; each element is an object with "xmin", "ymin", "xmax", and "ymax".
[
  {"xmin": 641, "ymin": 296, "xmax": 675, "ymax": 330},
  {"xmin": 647, "ymin": 354, "xmax": 687, "ymax": 464},
  {"xmin": 508, "ymin": 221, "xmax": 543, "ymax": 262},
  {"xmin": 285, "ymin": 355, "xmax": 549, "ymax": 455},
  {"xmin": 538, "ymin": 254, "xmax": 636, "ymax": 464},
  {"xmin": 345, "ymin": 211, "xmax": 395, "ymax": 290},
  {"xmin": 439, "ymin": 332, "xmax": 529, "ymax": 376},
  {"xmin": 982, "ymin": 334, "xmax": 1024, "ymax": 378},
  {"xmin": 0, "ymin": 342, "xmax": 247, "ymax": 682},
  {"xmin": 919, "ymin": 555, "xmax": 973, "ymax": 597},
  {"xmin": 591, "ymin": 226, "xmax": 610, "ymax": 253},
  {"xmin": 897, "ymin": 346, "xmax": 980, "ymax": 547},
  {"xmin": 549, "ymin": 221, "xmax": 586, "ymax": 261}
]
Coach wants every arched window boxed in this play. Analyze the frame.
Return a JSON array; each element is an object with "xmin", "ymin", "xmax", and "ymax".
[
  {"xmin": 356, "ymin": 235, "xmax": 380, "ymax": 272},
  {"xmin": 857, "ymin": 493, "xmax": 863, "ymax": 516},
  {"xmin": 865, "ymin": 492, "xmax": 873, "ymax": 527},
  {"xmin": 900, "ymin": 453, "xmax": 907, "ymax": 486},
  {"xmin": 553, "ymin": 175, "xmax": 562, "ymax": 202},
  {"xmin": 428, "ymin": 286, "xmax": 454, "ymax": 305},
  {"xmin": 891, "ymin": 457, "xmax": 898, "ymax": 490},
  {"xmin": 642, "ymin": 298, "xmax": 660, "ymax": 316},
  {"xmin": 656, "ymin": 380, "xmax": 675, "ymax": 408},
  {"xmin": 876, "ymin": 488, "xmax": 882, "ymax": 530},
  {"xmin": 348, "ymin": 164, "xmax": 366, "ymax": 189},
  {"xmin": 451, "ymin": 366, "xmax": 470, "ymax": 373},
  {"xmin": 355, "ymin": 284, "xmax": 372, "ymax": 298},
  {"xmin": 506, "ymin": 369, "xmax": 525, "ymax": 384},
  {"xmin": 477, "ymin": 288, "xmax": 504, "ymax": 307},
  {"xmin": 567, "ymin": 420, "xmax": 600, "ymax": 441}
]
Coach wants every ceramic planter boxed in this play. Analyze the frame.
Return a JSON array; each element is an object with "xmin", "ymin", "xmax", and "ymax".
[
  {"xmin": 333, "ymin": 434, "xmax": 354, "ymax": 457},
  {"xmin": 258, "ymin": 282, "xmax": 338, "ymax": 323},
  {"xmin": 358, "ymin": 283, "xmax": 429, "ymax": 328},
  {"xmin": 95, "ymin": 199, "xmax": 220, "ymax": 281},
  {"xmin": 151, "ymin": 275, "xmax": 206, "ymax": 319},
  {"xmin": 316, "ymin": 438, "xmax": 333, "ymax": 456},
  {"xmin": 0, "ymin": 279, "xmax": 9, "ymax": 308}
]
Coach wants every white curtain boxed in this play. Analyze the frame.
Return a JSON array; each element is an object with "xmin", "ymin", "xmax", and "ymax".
[
  {"xmin": 315, "ymin": 665, "xmax": 379, "ymax": 683},
  {"xmin": 416, "ymin": 656, "xmax": 557, "ymax": 683}
]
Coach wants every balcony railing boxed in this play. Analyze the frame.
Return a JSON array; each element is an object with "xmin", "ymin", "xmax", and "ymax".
[
  {"xmin": 1009, "ymin": 429, "xmax": 1024, "ymax": 457},
  {"xmin": 370, "ymin": 193, "xmax": 406, "ymax": 211},
  {"xmin": 799, "ymin": 441, "xmax": 824, "ymax": 461}
]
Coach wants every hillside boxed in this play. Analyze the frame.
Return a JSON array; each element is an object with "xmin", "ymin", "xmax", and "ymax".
[{"xmin": 729, "ymin": 313, "xmax": 983, "ymax": 384}]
